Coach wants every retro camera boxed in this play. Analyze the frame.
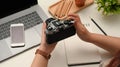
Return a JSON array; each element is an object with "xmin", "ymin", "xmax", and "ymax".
[{"xmin": 45, "ymin": 18, "xmax": 76, "ymax": 44}]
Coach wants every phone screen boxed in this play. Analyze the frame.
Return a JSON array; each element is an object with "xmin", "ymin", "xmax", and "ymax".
[{"xmin": 10, "ymin": 23, "xmax": 25, "ymax": 47}]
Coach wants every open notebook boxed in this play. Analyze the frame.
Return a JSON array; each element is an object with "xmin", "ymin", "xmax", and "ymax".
[
  {"xmin": 64, "ymin": 14, "xmax": 101, "ymax": 66},
  {"xmin": 64, "ymin": 34, "xmax": 101, "ymax": 66}
]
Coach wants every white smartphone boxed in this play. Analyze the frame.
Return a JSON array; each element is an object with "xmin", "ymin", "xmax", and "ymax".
[{"xmin": 10, "ymin": 23, "xmax": 25, "ymax": 48}]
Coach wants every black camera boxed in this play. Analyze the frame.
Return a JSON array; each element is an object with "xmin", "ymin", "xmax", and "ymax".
[{"xmin": 45, "ymin": 18, "xmax": 76, "ymax": 44}]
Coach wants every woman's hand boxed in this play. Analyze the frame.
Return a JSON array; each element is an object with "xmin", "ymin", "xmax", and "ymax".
[
  {"xmin": 68, "ymin": 14, "xmax": 91, "ymax": 42},
  {"xmin": 39, "ymin": 22, "xmax": 57, "ymax": 55}
]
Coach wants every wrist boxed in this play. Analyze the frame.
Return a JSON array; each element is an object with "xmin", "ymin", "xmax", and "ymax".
[
  {"xmin": 38, "ymin": 43, "xmax": 52, "ymax": 55},
  {"xmin": 35, "ymin": 49, "xmax": 51, "ymax": 60},
  {"xmin": 86, "ymin": 33, "xmax": 99, "ymax": 43},
  {"xmin": 39, "ymin": 46, "xmax": 50, "ymax": 55},
  {"xmin": 78, "ymin": 32, "xmax": 93, "ymax": 42},
  {"xmin": 39, "ymin": 42, "xmax": 57, "ymax": 55}
]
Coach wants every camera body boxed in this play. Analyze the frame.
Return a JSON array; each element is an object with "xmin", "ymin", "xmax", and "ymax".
[{"xmin": 45, "ymin": 18, "xmax": 76, "ymax": 44}]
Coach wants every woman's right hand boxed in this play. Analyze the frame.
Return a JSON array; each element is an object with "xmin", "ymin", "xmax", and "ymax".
[{"xmin": 68, "ymin": 14, "xmax": 92, "ymax": 42}]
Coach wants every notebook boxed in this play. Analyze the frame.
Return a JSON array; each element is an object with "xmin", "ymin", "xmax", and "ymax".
[
  {"xmin": 64, "ymin": 14, "xmax": 101, "ymax": 66},
  {"xmin": 0, "ymin": 0, "xmax": 47, "ymax": 62},
  {"xmin": 64, "ymin": 34, "xmax": 101, "ymax": 66}
]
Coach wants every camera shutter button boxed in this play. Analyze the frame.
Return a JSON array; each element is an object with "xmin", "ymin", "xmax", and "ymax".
[{"xmin": 48, "ymin": 27, "xmax": 53, "ymax": 30}]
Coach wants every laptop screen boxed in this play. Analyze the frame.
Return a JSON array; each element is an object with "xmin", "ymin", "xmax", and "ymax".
[{"xmin": 0, "ymin": 0, "xmax": 37, "ymax": 19}]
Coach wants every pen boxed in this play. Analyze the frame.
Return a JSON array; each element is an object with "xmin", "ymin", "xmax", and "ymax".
[
  {"xmin": 68, "ymin": 62, "xmax": 100, "ymax": 66},
  {"xmin": 90, "ymin": 18, "xmax": 107, "ymax": 36}
]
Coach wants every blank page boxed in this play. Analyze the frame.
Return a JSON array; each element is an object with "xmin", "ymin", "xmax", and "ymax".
[{"xmin": 64, "ymin": 34, "xmax": 101, "ymax": 65}]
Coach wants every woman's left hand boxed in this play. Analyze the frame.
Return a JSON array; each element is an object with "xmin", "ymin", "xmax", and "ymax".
[{"xmin": 39, "ymin": 22, "xmax": 57, "ymax": 55}]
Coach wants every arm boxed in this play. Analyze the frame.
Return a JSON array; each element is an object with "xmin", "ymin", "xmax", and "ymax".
[
  {"xmin": 68, "ymin": 14, "xmax": 120, "ymax": 55},
  {"xmin": 31, "ymin": 54, "xmax": 48, "ymax": 67},
  {"xmin": 31, "ymin": 22, "xmax": 57, "ymax": 67},
  {"xmin": 89, "ymin": 33, "xmax": 120, "ymax": 54}
]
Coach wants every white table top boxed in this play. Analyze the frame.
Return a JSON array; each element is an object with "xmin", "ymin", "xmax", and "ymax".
[{"xmin": 1, "ymin": 0, "xmax": 120, "ymax": 67}]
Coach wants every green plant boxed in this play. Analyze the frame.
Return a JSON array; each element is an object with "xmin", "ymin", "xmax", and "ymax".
[{"xmin": 95, "ymin": 0, "xmax": 120, "ymax": 15}]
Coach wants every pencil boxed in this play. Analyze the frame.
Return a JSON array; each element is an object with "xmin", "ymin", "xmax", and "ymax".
[{"xmin": 90, "ymin": 18, "xmax": 107, "ymax": 36}]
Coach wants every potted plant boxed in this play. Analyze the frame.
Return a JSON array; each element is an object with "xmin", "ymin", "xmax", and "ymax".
[{"xmin": 95, "ymin": 0, "xmax": 120, "ymax": 15}]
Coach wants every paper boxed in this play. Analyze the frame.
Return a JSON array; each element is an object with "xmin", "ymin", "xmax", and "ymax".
[
  {"xmin": 64, "ymin": 15, "xmax": 101, "ymax": 65},
  {"xmin": 64, "ymin": 34, "xmax": 101, "ymax": 65}
]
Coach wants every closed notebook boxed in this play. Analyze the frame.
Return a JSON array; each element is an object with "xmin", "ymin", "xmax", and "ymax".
[{"xmin": 64, "ymin": 34, "xmax": 101, "ymax": 65}]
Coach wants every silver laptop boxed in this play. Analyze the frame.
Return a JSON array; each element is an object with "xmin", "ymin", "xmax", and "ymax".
[{"xmin": 0, "ymin": 0, "xmax": 48, "ymax": 62}]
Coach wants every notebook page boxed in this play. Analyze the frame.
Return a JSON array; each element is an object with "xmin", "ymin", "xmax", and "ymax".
[
  {"xmin": 64, "ymin": 14, "xmax": 101, "ymax": 65},
  {"xmin": 64, "ymin": 34, "xmax": 101, "ymax": 65}
]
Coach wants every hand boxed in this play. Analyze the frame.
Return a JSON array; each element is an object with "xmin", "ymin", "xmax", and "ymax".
[
  {"xmin": 39, "ymin": 22, "xmax": 57, "ymax": 55},
  {"xmin": 68, "ymin": 14, "xmax": 91, "ymax": 42}
]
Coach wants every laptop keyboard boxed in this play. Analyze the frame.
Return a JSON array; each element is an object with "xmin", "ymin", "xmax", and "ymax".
[{"xmin": 0, "ymin": 11, "xmax": 43, "ymax": 40}]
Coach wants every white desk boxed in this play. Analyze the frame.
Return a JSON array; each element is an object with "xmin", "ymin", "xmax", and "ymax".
[{"xmin": 0, "ymin": 0, "xmax": 119, "ymax": 67}]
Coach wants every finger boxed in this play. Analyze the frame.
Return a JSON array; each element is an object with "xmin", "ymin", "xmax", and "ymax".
[
  {"xmin": 41, "ymin": 23, "xmax": 45, "ymax": 36},
  {"xmin": 42, "ymin": 22, "xmax": 46, "ymax": 32},
  {"xmin": 68, "ymin": 15, "xmax": 82, "ymax": 25},
  {"xmin": 67, "ymin": 16, "xmax": 82, "ymax": 31},
  {"xmin": 41, "ymin": 22, "xmax": 46, "ymax": 43},
  {"xmin": 67, "ymin": 16, "xmax": 76, "ymax": 20}
]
